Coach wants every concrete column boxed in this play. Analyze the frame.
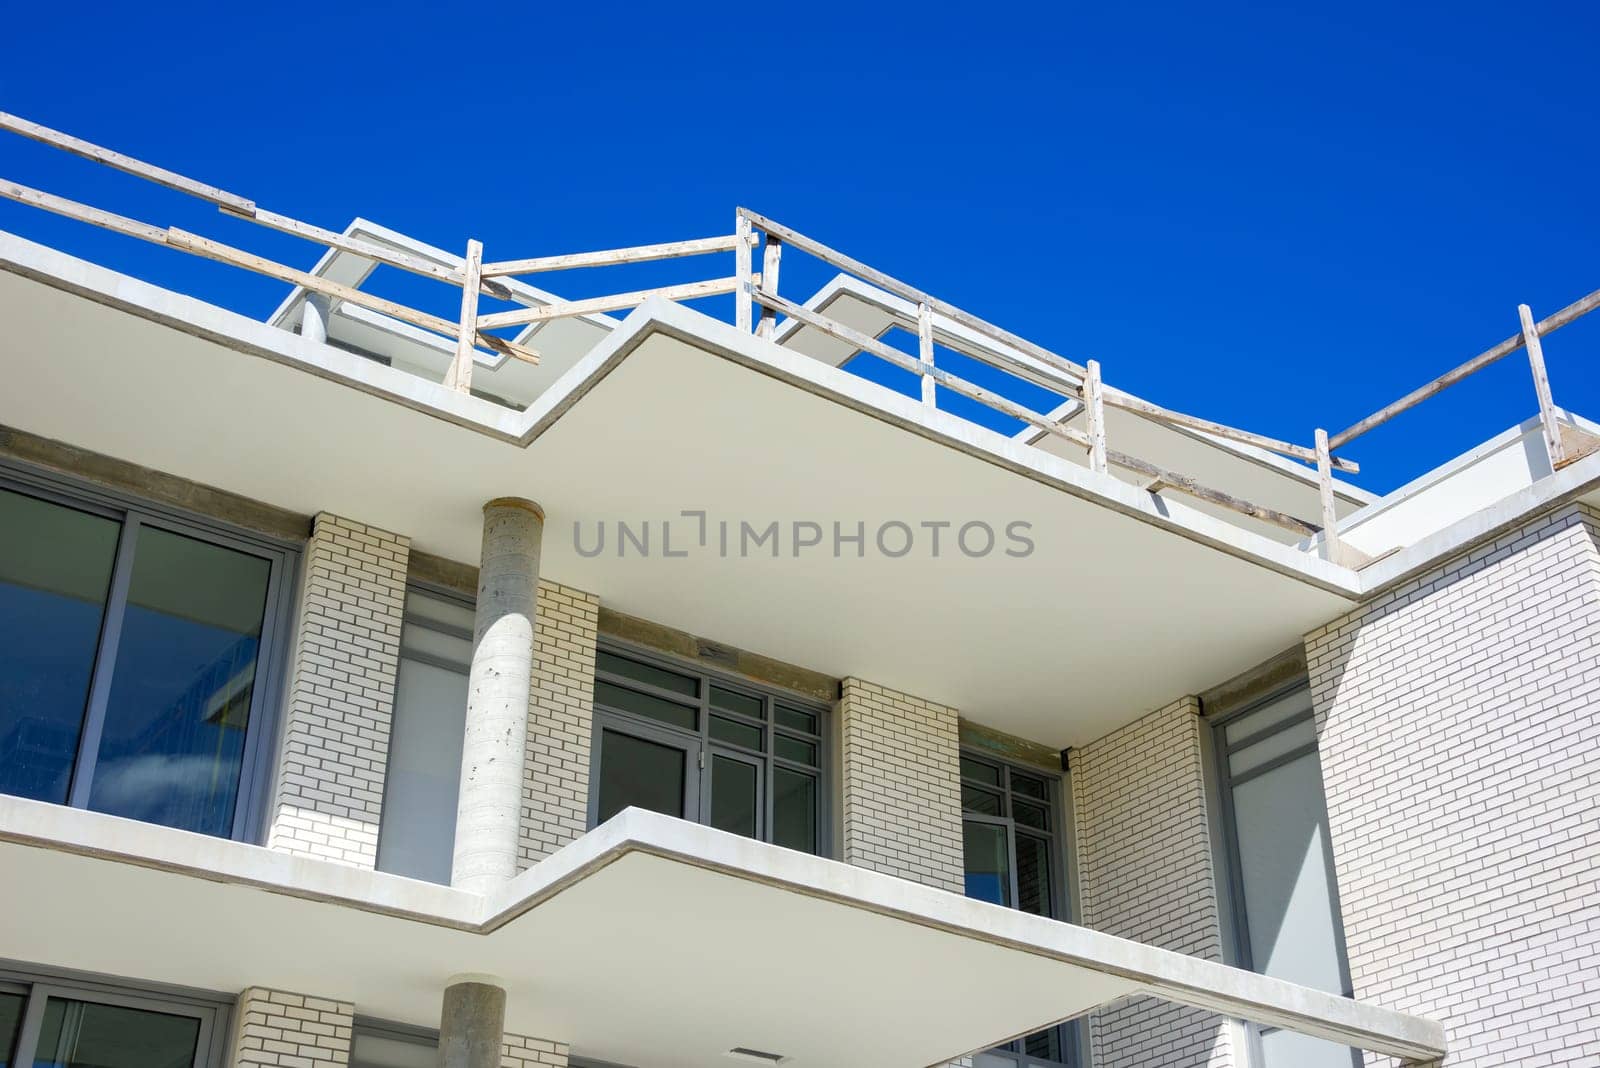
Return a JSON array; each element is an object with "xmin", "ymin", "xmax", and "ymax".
[
  {"xmin": 300, "ymin": 293, "xmax": 331, "ymax": 345},
  {"xmin": 438, "ymin": 976, "xmax": 506, "ymax": 1068},
  {"xmin": 451, "ymin": 497, "xmax": 544, "ymax": 894}
]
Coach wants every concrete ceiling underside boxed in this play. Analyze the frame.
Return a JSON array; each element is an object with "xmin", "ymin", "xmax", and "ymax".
[
  {"xmin": 0, "ymin": 235, "xmax": 1360, "ymax": 748},
  {"xmin": 0, "ymin": 800, "xmax": 1446, "ymax": 1068}
]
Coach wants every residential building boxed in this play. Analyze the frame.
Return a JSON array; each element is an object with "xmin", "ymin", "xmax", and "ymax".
[{"xmin": 0, "ymin": 112, "xmax": 1595, "ymax": 1067}]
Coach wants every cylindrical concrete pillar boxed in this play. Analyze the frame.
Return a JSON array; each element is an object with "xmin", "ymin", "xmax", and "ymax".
[
  {"xmin": 451, "ymin": 497, "xmax": 543, "ymax": 895},
  {"xmin": 300, "ymin": 293, "xmax": 331, "ymax": 346},
  {"xmin": 438, "ymin": 976, "xmax": 506, "ymax": 1068}
]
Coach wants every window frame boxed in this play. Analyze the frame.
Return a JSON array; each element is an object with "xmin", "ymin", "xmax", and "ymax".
[
  {"xmin": 0, "ymin": 960, "xmax": 231, "ymax": 1067},
  {"xmin": 0, "ymin": 460, "xmax": 299, "ymax": 844},
  {"xmin": 1209, "ymin": 681, "xmax": 1359, "ymax": 1068},
  {"xmin": 958, "ymin": 749, "xmax": 1083, "ymax": 1068},
  {"xmin": 586, "ymin": 638, "xmax": 832, "ymax": 856}
]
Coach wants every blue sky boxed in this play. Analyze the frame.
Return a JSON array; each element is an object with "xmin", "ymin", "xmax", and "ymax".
[{"xmin": 2, "ymin": 1, "xmax": 1596, "ymax": 493}]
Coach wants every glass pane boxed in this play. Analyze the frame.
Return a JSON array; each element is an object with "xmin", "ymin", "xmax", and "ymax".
[
  {"xmin": 594, "ymin": 680, "xmax": 696, "ymax": 732},
  {"xmin": 1011, "ymin": 772, "xmax": 1048, "ymax": 800},
  {"xmin": 709, "ymin": 754, "xmax": 759, "ymax": 838},
  {"xmin": 399, "ymin": 624, "xmax": 470, "ymax": 670},
  {"xmin": 352, "ymin": 1030, "xmax": 437, "ymax": 1068},
  {"xmin": 0, "ymin": 488, "xmax": 120, "ymax": 805},
  {"xmin": 774, "ymin": 704, "xmax": 816, "ymax": 734},
  {"xmin": 596, "ymin": 651, "xmax": 697, "ymax": 698},
  {"xmin": 1021, "ymin": 1025, "xmax": 1064, "ymax": 1063},
  {"xmin": 1014, "ymin": 799, "xmax": 1049, "ymax": 830},
  {"xmin": 596, "ymin": 729, "xmax": 686, "ymax": 823},
  {"xmin": 89, "ymin": 526, "xmax": 271, "ymax": 837},
  {"xmin": 963, "ymin": 821, "xmax": 1011, "ymax": 906},
  {"xmin": 1225, "ymin": 688, "xmax": 1313, "ymax": 745},
  {"xmin": 0, "ymin": 991, "xmax": 22, "ymax": 1068},
  {"xmin": 1016, "ymin": 833, "xmax": 1055, "ymax": 918},
  {"xmin": 404, "ymin": 590, "xmax": 474, "ymax": 634},
  {"xmin": 1232, "ymin": 751, "xmax": 1345, "ymax": 993},
  {"xmin": 1230, "ymin": 718, "xmax": 1317, "ymax": 777},
  {"xmin": 33, "ymin": 997, "xmax": 200, "ymax": 1068},
  {"xmin": 710, "ymin": 686, "xmax": 762, "ymax": 720},
  {"xmin": 1257, "ymin": 1026, "xmax": 1359, "ymax": 1068},
  {"xmin": 774, "ymin": 735, "xmax": 816, "ymax": 765},
  {"xmin": 376, "ymin": 657, "xmax": 468, "ymax": 884},
  {"xmin": 709, "ymin": 715, "xmax": 762, "ymax": 751},
  {"xmin": 960, "ymin": 754, "xmax": 1001, "ymax": 785},
  {"xmin": 772, "ymin": 767, "xmax": 816, "ymax": 854},
  {"xmin": 962, "ymin": 784, "xmax": 1003, "ymax": 816}
]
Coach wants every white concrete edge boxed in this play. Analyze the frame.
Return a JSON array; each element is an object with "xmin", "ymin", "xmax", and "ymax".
[
  {"xmin": 0, "ymin": 230, "xmax": 529, "ymax": 442},
  {"xmin": 774, "ymin": 273, "xmax": 1378, "ymax": 507},
  {"xmin": 0, "ymin": 230, "xmax": 1366, "ymax": 596},
  {"xmin": 550, "ymin": 297, "xmax": 1364, "ymax": 596},
  {"xmin": 1356, "ymin": 442, "xmax": 1600, "ymax": 594},
  {"xmin": 0, "ymin": 798, "xmax": 1444, "ymax": 1061}
]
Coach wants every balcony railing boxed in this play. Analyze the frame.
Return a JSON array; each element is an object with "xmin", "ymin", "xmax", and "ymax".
[{"xmin": 3, "ymin": 111, "xmax": 1595, "ymax": 563}]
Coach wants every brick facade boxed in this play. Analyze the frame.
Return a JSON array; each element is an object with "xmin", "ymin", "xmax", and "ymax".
[
  {"xmin": 518, "ymin": 580, "xmax": 601, "ymax": 868},
  {"xmin": 838, "ymin": 677, "xmax": 964, "ymax": 893},
  {"xmin": 229, "ymin": 987, "xmax": 353, "ymax": 1068},
  {"xmin": 1306, "ymin": 502, "xmax": 1600, "ymax": 1067},
  {"xmin": 502, "ymin": 1031, "xmax": 570, "ymax": 1067},
  {"xmin": 1071, "ymin": 697, "xmax": 1237, "ymax": 1068},
  {"xmin": 267, "ymin": 514, "xmax": 409, "ymax": 868}
]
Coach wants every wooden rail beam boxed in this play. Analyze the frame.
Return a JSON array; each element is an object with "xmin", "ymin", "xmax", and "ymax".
[
  {"xmin": 476, "ymin": 277, "xmax": 743, "ymax": 331},
  {"xmin": 1085, "ymin": 360, "xmax": 1108, "ymax": 474},
  {"xmin": 1, "ymin": 178, "xmax": 168, "ymax": 245},
  {"xmin": 917, "ymin": 301, "xmax": 936, "ymax": 407},
  {"xmin": 445, "ymin": 240, "xmax": 484, "ymax": 393},
  {"xmin": 480, "ymin": 234, "xmax": 749, "ymax": 278},
  {"xmin": 1101, "ymin": 389, "xmax": 1359, "ymax": 475},
  {"xmin": 1518, "ymin": 303, "xmax": 1567, "ymax": 468},
  {"xmin": 0, "ymin": 111, "xmax": 255, "ymax": 215},
  {"xmin": 735, "ymin": 214, "xmax": 753, "ymax": 332},
  {"xmin": 757, "ymin": 236, "xmax": 784, "ymax": 339},
  {"xmin": 1330, "ymin": 283, "xmax": 1600, "ymax": 449}
]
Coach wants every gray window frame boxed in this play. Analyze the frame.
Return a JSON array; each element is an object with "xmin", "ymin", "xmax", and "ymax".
[
  {"xmin": 0, "ymin": 960, "xmax": 231, "ymax": 1067},
  {"xmin": 586, "ymin": 638, "xmax": 832, "ymax": 856},
  {"xmin": 0, "ymin": 460, "xmax": 298, "ymax": 844},
  {"xmin": 1209, "ymin": 682, "xmax": 1358, "ymax": 1068},
  {"xmin": 958, "ymin": 749, "xmax": 1083, "ymax": 1068}
]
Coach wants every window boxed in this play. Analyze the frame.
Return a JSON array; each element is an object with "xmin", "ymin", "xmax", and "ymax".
[
  {"xmin": 589, "ymin": 645, "xmax": 828, "ymax": 855},
  {"xmin": 1212, "ymin": 686, "xmax": 1357, "ymax": 1068},
  {"xmin": 960, "ymin": 752, "xmax": 1078, "ymax": 1068},
  {"xmin": 375, "ymin": 587, "xmax": 473, "ymax": 884},
  {"xmin": 0, "ymin": 968, "xmax": 227, "ymax": 1067},
  {"xmin": 0, "ymin": 472, "xmax": 293, "ymax": 841}
]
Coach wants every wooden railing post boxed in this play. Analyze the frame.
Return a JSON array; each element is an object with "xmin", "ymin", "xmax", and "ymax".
[
  {"xmin": 917, "ymin": 301, "xmax": 936, "ymax": 407},
  {"xmin": 1518, "ymin": 303, "xmax": 1567, "ymax": 468},
  {"xmin": 1085, "ymin": 360, "xmax": 1108, "ymax": 474},
  {"xmin": 735, "ymin": 214, "xmax": 753, "ymax": 332},
  {"xmin": 444, "ymin": 239, "xmax": 483, "ymax": 393},
  {"xmin": 1314, "ymin": 428, "xmax": 1341, "ymax": 560},
  {"xmin": 757, "ymin": 236, "xmax": 783, "ymax": 338}
]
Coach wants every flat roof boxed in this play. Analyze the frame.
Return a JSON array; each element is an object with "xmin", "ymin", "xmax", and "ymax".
[{"xmin": 0, "ymin": 798, "xmax": 1445, "ymax": 1066}]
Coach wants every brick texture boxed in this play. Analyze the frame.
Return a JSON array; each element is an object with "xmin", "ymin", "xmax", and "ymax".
[
  {"xmin": 1071, "ymin": 697, "xmax": 1237, "ymax": 1068},
  {"xmin": 229, "ymin": 987, "xmax": 353, "ymax": 1067},
  {"xmin": 502, "ymin": 1031, "xmax": 570, "ymax": 1067},
  {"xmin": 839, "ymin": 677, "xmax": 964, "ymax": 893},
  {"xmin": 267, "ymin": 514, "xmax": 409, "ymax": 868},
  {"xmin": 1306, "ymin": 502, "xmax": 1600, "ymax": 1067},
  {"xmin": 518, "ymin": 580, "xmax": 601, "ymax": 868}
]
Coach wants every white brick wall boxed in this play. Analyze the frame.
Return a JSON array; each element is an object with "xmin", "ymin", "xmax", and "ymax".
[
  {"xmin": 229, "ymin": 987, "xmax": 353, "ymax": 1068},
  {"xmin": 1306, "ymin": 502, "xmax": 1600, "ymax": 1067},
  {"xmin": 839, "ymin": 677, "xmax": 964, "ymax": 892},
  {"xmin": 502, "ymin": 1031, "xmax": 570, "ymax": 1067},
  {"xmin": 1071, "ymin": 697, "xmax": 1237, "ymax": 1068},
  {"xmin": 267, "ymin": 514, "xmax": 409, "ymax": 868},
  {"xmin": 518, "ymin": 580, "xmax": 600, "ymax": 868}
]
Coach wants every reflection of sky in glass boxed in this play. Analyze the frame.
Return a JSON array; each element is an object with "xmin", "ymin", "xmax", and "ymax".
[{"xmin": 0, "ymin": 588, "xmax": 106, "ymax": 804}]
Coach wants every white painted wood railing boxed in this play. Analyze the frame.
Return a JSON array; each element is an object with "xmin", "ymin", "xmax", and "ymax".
[{"xmin": 5, "ymin": 112, "xmax": 1592, "ymax": 560}]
